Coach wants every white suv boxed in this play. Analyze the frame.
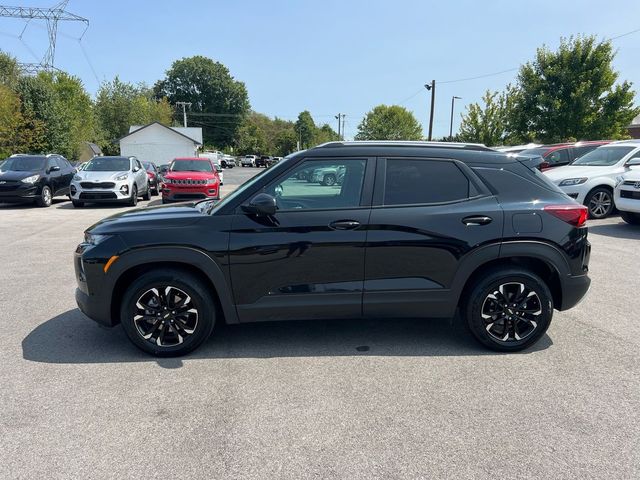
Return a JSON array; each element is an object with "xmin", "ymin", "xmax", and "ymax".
[
  {"xmin": 241, "ymin": 155, "xmax": 257, "ymax": 167},
  {"xmin": 614, "ymin": 152, "xmax": 640, "ymax": 225},
  {"xmin": 544, "ymin": 141, "xmax": 640, "ymax": 219},
  {"xmin": 71, "ymin": 156, "xmax": 150, "ymax": 208}
]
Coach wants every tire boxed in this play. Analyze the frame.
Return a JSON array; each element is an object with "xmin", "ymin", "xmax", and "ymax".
[
  {"xmin": 142, "ymin": 186, "xmax": 151, "ymax": 201},
  {"xmin": 620, "ymin": 211, "xmax": 640, "ymax": 225},
  {"xmin": 322, "ymin": 174, "xmax": 337, "ymax": 186},
  {"xmin": 36, "ymin": 185, "xmax": 52, "ymax": 207},
  {"xmin": 463, "ymin": 268, "xmax": 553, "ymax": 352},
  {"xmin": 151, "ymin": 187, "xmax": 158, "ymax": 196},
  {"xmin": 128, "ymin": 186, "xmax": 138, "ymax": 207},
  {"xmin": 119, "ymin": 269, "xmax": 216, "ymax": 356},
  {"xmin": 585, "ymin": 187, "xmax": 614, "ymax": 219},
  {"xmin": 72, "ymin": 200, "xmax": 84, "ymax": 208}
]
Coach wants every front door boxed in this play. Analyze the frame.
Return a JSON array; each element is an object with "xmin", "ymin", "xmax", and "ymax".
[{"xmin": 229, "ymin": 157, "xmax": 373, "ymax": 322}]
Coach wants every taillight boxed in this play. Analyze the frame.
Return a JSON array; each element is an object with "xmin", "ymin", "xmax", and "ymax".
[{"xmin": 544, "ymin": 204, "xmax": 588, "ymax": 227}]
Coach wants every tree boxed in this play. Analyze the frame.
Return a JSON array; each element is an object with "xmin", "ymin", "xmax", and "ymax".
[
  {"xmin": 0, "ymin": 85, "xmax": 26, "ymax": 158},
  {"xmin": 95, "ymin": 77, "xmax": 173, "ymax": 154},
  {"xmin": 273, "ymin": 128, "xmax": 298, "ymax": 156},
  {"xmin": 155, "ymin": 56, "xmax": 250, "ymax": 147},
  {"xmin": 458, "ymin": 90, "xmax": 513, "ymax": 146},
  {"xmin": 509, "ymin": 36, "xmax": 639, "ymax": 142},
  {"xmin": 314, "ymin": 123, "xmax": 340, "ymax": 145},
  {"xmin": 355, "ymin": 105, "xmax": 422, "ymax": 140},
  {"xmin": 295, "ymin": 111, "xmax": 316, "ymax": 148},
  {"xmin": 0, "ymin": 50, "xmax": 20, "ymax": 89}
]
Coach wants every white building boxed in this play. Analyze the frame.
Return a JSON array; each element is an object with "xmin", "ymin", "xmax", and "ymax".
[{"xmin": 119, "ymin": 122, "xmax": 203, "ymax": 165}]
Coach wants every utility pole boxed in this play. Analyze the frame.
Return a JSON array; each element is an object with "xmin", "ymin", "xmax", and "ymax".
[
  {"xmin": 335, "ymin": 114, "xmax": 341, "ymax": 139},
  {"xmin": 425, "ymin": 80, "xmax": 435, "ymax": 141},
  {"xmin": 176, "ymin": 102, "xmax": 192, "ymax": 127},
  {"xmin": 0, "ymin": 1, "xmax": 89, "ymax": 74},
  {"xmin": 449, "ymin": 96, "xmax": 461, "ymax": 139},
  {"xmin": 341, "ymin": 114, "xmax": 346, "ymax": 141},
  {"xmin": 335, "ymin": 113, "xmax": 346, "ymax": 140}
]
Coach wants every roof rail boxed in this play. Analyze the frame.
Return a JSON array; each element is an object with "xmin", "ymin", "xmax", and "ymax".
[{"xmin": 315, "ymin": 140, "xmax": 492, "ymax": 151}]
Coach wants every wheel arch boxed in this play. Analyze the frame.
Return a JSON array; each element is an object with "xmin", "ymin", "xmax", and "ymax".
[{"xmin": 108, "ymin": 247, "xmax": 238, "ymax": 326}]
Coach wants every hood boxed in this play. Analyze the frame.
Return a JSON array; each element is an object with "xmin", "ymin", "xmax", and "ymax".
[
  {"xmin": 76, "ymin": 170, "xmax": 129, "ymax": 181},
  {"xmin": 165, "ymin": 171, "xmax": 216, "ymax": 180},
  {"xmin": 88, "ymin": 201, "xmax": 208, "ymax": 234},
  {"xmin": 0, "ymin": 169, "xmax": 42, "ymax": 181},
  {"xmin": 544, "ymin": 165, "xmax": 617, "ymax": 182}
]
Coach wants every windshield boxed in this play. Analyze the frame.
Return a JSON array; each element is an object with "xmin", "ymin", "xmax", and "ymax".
[
  {"xmin": 171, "ymin": 160, "xmax": 213, "ymax": 172},
  {"xmin": 0, "ymin": 156, "xmax": 46, "ymax": 172},
  {"xmin": 85, "ymin": 157, "xmax": 131, "ymax": 172},
  {"xmin": 519, "ymin": 147, "xmax": 552, "ymax": 157},
  {"xmin": 143, "ymin": 162, "xmax": 154, "ymax": 171},
  {"xmin": 572, "ymin": 146, "xmax": 635, "ymax": 166}
]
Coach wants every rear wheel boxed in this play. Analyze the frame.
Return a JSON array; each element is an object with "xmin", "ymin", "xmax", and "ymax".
[
  {"xmin": 620, "ymin": 211, "xmax": 640, "ymax": 225},
  {"xmin": 36, "ymin": 185, "xmax": 52, "ymax": 207},
  {"xmin": 463, "ymin": 268, "xmax": 553, "ymax": 352},
  {"xmin": 119, "ymin": 269, "xmax": 216, "ymax": 356},
  {"xmin": 142, "ymin": 186, "xmax": 151, "ymax": 201},
  {"xmin": 585, "ymin": 187, "xmax": 614, "ymax": 219},
  {"xmin": 322, "ymin": 174, "xmax": 336, "ymax": 186}
]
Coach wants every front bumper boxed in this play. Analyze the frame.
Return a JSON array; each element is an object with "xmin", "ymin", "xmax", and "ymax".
[
  {"xmin": 558, "ymin": 185, "xmax": 586, "ymax": 203},
  {"xmin": 162, "ymin": 184, "xmax": 219, "ymax": 202},
  {"xmin": 71, "ymin": 180, "xmax": 132, "ymax": 203},
  {"xmin": 615, "ymin": 189, "xmax": 640, "ymax": 213},
  {"xmin": 0, "ymin": 183, "xmax": 39, "ymax": 201}
]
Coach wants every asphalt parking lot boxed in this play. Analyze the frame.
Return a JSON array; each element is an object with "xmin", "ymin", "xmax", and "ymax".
[{"xmin": 1, "ymin": 166, "xmax": 639, "ymax": 479}]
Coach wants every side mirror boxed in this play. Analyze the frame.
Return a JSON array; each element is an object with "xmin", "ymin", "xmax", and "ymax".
[
  {"xmin": 626, "ymin": 157, "xmax": 640, "ymax": 167},
  {"xmin": 242, "ymin": 193, "xmax": 277, "ymax": 216},
  {"xmin": 48, "ymin": 165, "xmax": 60, "ymax": 173}
]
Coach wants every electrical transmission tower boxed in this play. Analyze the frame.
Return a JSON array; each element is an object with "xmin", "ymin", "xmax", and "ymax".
[{"xmin": 0, "ymin": 0, "xmax": 89, "ymax": 74}]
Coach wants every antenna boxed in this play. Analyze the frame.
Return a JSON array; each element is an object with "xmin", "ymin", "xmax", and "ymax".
[{"xmin": 0, "ymin": 1, "xmax": 89, "ymax": 74}]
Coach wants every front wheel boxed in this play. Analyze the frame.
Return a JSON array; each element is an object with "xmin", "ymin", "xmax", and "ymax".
[
  {"xmin": 119, "ymin": 269, "xmax": 216, "ymax": 356},
  {"xmin": 585, "ymin": 187, "xmax": 614, "ymax": 219},
  {"xmin": 142, "ymin": 186, "xmax": 151, "ymax": 201},
  {"xmin": 128, "ymin": 186, "xmax": 138, "ymax": 206},
  {"xmin": 463, "ymin": 268, "xmax": 553, "ymax": 352},
  {"xmin": 322, "ymin": 174, "xmax": 336, "ymax": 186},
  {"xmin": 36, "ymin": 185, "xmax": 52, "ymax": 207},
  {"xmin": 620, "ymin": 211, "xmax": 640, "ymax": 225}
]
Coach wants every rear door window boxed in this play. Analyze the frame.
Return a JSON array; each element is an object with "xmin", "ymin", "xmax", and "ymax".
[
  {"xmin": 545, "ymin": 149, "xmax": 570, "ymax": 166},
  {"xmin": 383, "ymin": 159, "xmax": 471, "ymax": 205}
]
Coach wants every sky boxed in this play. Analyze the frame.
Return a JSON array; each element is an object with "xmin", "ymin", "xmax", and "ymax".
[{"xmin": 1, "ymin": 0, "xmax": 639, "ymax": 140}]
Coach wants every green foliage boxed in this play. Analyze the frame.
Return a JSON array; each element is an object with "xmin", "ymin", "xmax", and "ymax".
[
  {"xmin": 95, "ymin": 77, "xmax": 173, "ymax": 155},
  {"xmin": 0, "ymin": 51, "xmax": 20, "ymax": 89},
  {"xmin": 355, "ymin": 105, "xmax": 422, "ymax": 140},
  {"xmin": 509, "ymin": 36, "xmax": 639, "ymax": 142},
  {"xmin": 458, "ymin": 89, "xmax": 514, "ymax": 146},
  {"xmin": 295, "ymin": 111, "xmax": 316, "ymax": 148},
  {"xmin": 155, "ymin": 56, "xmax": 250, "ymax": 147}
]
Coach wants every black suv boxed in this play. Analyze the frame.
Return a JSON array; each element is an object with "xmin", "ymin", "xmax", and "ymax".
[
  {"xmin": 0, "ymin": 154, "xmax": 75, "ymax": 207},
  {"xmin": 74, "ymin": 142, "xmax": 591, "ymax": 356}
]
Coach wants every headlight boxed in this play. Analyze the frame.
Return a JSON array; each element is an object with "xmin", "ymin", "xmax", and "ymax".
[
  {"xmin": 83, "ymin": 232, "xmax": 111, "ymax": 245},
  {"xmin": 559, "ymin": 178, "xmax": 588, "ymax": 186},
  {"xmin": 73, "ymin": 174, "xmax": 82, "ymax": 181},
  {"xmin": 115, "ymin": 173, "xmax": 128, "ymax": 181},
  {"xmin": 21, "ymin": 174, "xmax": 40, "ymax": 184},
  {"xmin": 206, "ymin": 178, "xmax": 217, "ymax": 185}
]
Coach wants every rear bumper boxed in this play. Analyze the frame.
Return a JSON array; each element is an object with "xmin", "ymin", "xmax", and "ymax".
[{"xmin": 558, "ymin": 274, "xmax": 591, "ymax": 311}]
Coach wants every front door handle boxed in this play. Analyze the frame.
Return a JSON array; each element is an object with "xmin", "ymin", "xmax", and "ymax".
[
  {"xmin": 329, "ymin": 220, "xmax": 361, "ymax": 230},
  {"xmin": 462, "ymin": 215, "xmax": 493, "ymax": 226}
]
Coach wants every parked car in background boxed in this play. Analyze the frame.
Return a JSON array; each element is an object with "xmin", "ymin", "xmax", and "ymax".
[
  {"xmin": 544, "ymin": 141, "xmax": 640, "ymax": 219},
  {"xmin": 520, "ymin": 141, "xmax": 611, "ymax": 170},
  {"xmin": 268, "ymin": 156, "xmax": 282, "ymax": 167},
  {"xmin": 256, "ymin": 155, "xmax": 271, "ymax": 168},
  {"xmin": 161, "ymin": 157, "xmax": 220, "ymax": 204},
  {"xmin": 241, "ymin": 155, "xmax": 257, "ymax": 167},
  {"xmin": 75, "ymin": 141, "xmax": 591, "ymax": 356},
  {"xmin": 142, "ymin": 161, "xmax": 160, "ymax": 196},
  {"xmin": 221, "ymin": 155, "xmax": 235, "ymax": 168},
  {"xmin": 310, "ymin": 164, "xmax": 345, "ymax": 185},
  {"xmin": 0, "ymin": 154, "xmax": 75, "ymax": 207},
  {"xmin": 495, "ymin": 143, "xmax": 541, "ymax": 155},
  {"xmin": 614, "ymin": 154, "xmax": 640, "ymax": 225},
  {"xmin": 71, "ymin": 156, "xmax": 150, "ymax": 208},
  {"xmin": 214, "ymin": 163, "xmax": 224, "ymax": 185},
  {"xmin": 158, "ymin": 164, "xmax": 170, "ymax": 177}
]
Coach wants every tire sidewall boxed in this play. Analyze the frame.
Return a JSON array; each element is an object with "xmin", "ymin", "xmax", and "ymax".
[
  {"xmin": 119, "ymin": 270, "xmax": 216, "ymax": 356},
  {"xmin": 465, "ymin": 269, "xmax": 553, "ymax": 352},
  {"xmin": 38, "ymin": 185, "xmax": 52, "ymax": 207}
]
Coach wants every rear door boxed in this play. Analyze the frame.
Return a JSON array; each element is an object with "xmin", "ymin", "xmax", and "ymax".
[
  {"xmin": 363, "ymin": 157, "xmax": 503, "ymax": 318},
  {"xmin": 229, "ymin": 156, "xmax": 374, "ymax": 322}
]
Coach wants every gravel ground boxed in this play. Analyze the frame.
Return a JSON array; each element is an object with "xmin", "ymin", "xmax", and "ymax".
[{"xmin": 1, "ymin": 166, "xmax": 638, "ymax": 479}]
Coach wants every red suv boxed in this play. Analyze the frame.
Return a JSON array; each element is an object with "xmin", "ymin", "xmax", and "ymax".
[
  {"xmin": 161, "ymin": 157, "xmax": 220, "ymax": 204},
  {"xmin": 520, "ymin": 141, "xmax": 611, "ymax": 170}
]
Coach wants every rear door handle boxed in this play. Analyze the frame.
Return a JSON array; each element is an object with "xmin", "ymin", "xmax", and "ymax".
[
  {"xmin": 329, "ymin": 220, "xmax": 361, "ymax": 230},
  {"xmin": 462, "ymin": 215, "xmax": 493, "ymax": 226}
]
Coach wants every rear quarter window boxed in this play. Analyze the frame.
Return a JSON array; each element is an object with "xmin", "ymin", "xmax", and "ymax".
[{"xmin": 473, "ymin": 163, "xmax": 565, "ymax": 200}]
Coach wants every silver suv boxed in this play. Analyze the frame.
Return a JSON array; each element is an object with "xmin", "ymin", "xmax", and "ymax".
[{"xmin": 70, "ymin": 156, "xmax": 150, "ymax": 208}]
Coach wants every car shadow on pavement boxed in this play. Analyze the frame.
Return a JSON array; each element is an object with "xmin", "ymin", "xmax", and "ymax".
[
  {"xmin": 0, "ymin": 198, "xmax": 69, "ymax": 209},
  {"xmin": 22, "ymin": 308, "xmax": 552, "ymax": 367},
  {"xmin": 588, "ymin": 221, "xmax": 640, "ymax": 240}
]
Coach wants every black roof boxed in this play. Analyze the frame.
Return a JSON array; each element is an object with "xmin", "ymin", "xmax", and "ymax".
[{"xmin": 301, "ymin": 141, "xmax": 514, "ymax": 164}]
